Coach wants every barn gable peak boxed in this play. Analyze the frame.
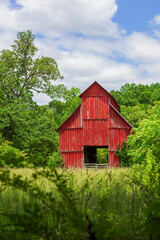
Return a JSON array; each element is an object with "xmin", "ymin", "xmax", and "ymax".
[
  {"xmin": 80, "ymin": 81, "xmax": 106, "ymax": 97},
  {"xmin": 79, "ymin": 81, "xmax": 120, "ymax": 107}
]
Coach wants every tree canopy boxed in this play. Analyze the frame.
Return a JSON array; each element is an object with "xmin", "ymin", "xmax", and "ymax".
[
  {"xmin": 0, "ymin": 30, "xmax": 65, "ymax": 103},
  {"xmin": 110, "ymin": 82, "xmax": 160, "ymax": 107},
  {"xmin": 128, "ymin": 102, "xmax": 160, "ymax": 164},
  {"xmin": 110, "ymin": 82, "xmax": 160, "ymax": 127},
  {"xmin": 0, "ymin": 30, "xmax": 68, "ymax": 166}
]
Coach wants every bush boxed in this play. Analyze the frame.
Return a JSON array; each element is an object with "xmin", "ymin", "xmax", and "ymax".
[
  {"xmin": 47, "ymin": 152, "xmax": 63, "ymax": 167},
  {"xmin": 129, "ymin": 149, "xmax": 159, "ymax": 198},
  {"xmin": 115, "ymin": 141, "xmax": 131, "ymax": 167},
  {"xmin": 0, "ymin": 135, "xmax": 27, "ymax": 167},
  {"xmin": 26, "ymin": 153, "xmax": 47, "ymax": 167},
  {"xmin": 145, "ymin": 198, "xmax": 160, "ymax": 240}
]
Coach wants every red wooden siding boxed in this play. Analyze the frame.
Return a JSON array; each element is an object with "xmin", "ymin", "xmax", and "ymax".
[
  {"xmin": 83, "ymin": 120, "xmax": 108, "ymax": 146},
  {"xmin": 59, "ymin": 128, "xmax": 83, "ymax": 151},
  {"xmin": 109, "ymin": 151, "xmax": 119, "ymax": 167},
  {"xmin": 81, "ymin": 82, "xmax": 107, "ymax": 96},
  {"xmin": 58, "ymin": 81, "xmax": 132, "ymax": 168},
  {"xmin": 62, "ymin": 152, "xmax": 83, "ymax": 168},
  {"xmin": 109, "ymin": 128, "xmax": 130, "ymax": 151},
  {"xmin": 109, "ymin": 105, "xmax": 131, "ymax": 129},
  {"xmin": 83, "ymin": 96, "xmax": 108, "ymax": 119},
  {"xmin": 61, "ymin": 105, "xmax": 82, "ymax": 129}
]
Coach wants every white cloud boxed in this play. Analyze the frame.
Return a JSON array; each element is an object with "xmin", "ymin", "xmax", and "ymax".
[
  {"xmin": 57, "ymin": 51, "xmax": 142, "ymax": 92},
  {"xmin": 0, "ymin": 0, "xmax": 121, "ymax": 38},
  {"xmin": 150, "ymin": 15, "xmax": 160, "ymax": 25},
  {"xmin": 122, "ymin": 32, "xmax": 160, "ymax": 63},
  {"xmin": 0, "ymin": 0, "xmax": 160, "ymax": 105}
]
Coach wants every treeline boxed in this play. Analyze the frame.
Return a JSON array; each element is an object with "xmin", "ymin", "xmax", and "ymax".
[
  {"xmin": 110, "ymin": 82, "xmax": 160, "ymax": 106},
  {"xmin": 110, "ymin": 82, "xmax": 160, "ymax": 127}
]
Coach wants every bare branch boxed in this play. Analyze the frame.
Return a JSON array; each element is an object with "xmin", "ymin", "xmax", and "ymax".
[{"xmin": 30, "ymin": 88, "xmax": 41, "ymax": 93}]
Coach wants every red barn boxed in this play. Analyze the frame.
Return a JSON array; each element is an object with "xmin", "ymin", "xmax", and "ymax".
[{"xmin": 58, "ymin": 81, "xmax": 132, "ymax": 167}]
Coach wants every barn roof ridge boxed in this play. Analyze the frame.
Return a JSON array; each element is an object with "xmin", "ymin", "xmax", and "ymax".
[
  {"xmin": 109, "ymin": 104, "xmax": 133, "ymax": 128},
  {"xmin": 79, "ymin": 81, "xmax": 120, "ymax": 107}
]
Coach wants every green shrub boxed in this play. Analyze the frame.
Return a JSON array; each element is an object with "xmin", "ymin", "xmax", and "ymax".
[
  {"xmin": 144, "ymin": 198, "xmax": 160, "ymax": 240},
  {"xmin": 26, "ymin": 153, "xmax": 47, "ymax": 167},
  {"xmin": 129, "ymin": 149, "xmax": 159, "ymax": 197},
  {"xmin": 115, "ymin": 141, "xmax": 131, "ymax": 167},
  {"xmin": 128, "ymin": 102, "xmax": 160, "ymax": 164},
  {"xmin": 0, "ymin": 136, "xmax": 27, "ymax": 167},
  {"xmin": 47, "ymin": 152, "xmax": 63, "ymax": 167}
]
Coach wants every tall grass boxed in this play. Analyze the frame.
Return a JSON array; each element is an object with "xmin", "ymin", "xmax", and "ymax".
[{"xmin": 0, "ymin": 167, "xmax": 156, "ymax": 239}]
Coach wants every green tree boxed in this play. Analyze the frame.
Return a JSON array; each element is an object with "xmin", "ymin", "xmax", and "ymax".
[
  {"xmin": 0, "ymin": 134, "xmax": 27, "ymax": 167},
  {"xmin": 0, "ymin": 30, "xmax": 65, "ymax": 165},
  {"xmin": 128, "ymin": 102, "xmax": 160, "ymax": 164},
  {"xmin": 0, "ymin": 30, "xmax": 64, "ymax": 102},
  {"xmin": 150, "ymin": 87, "xmax": 160, "ymax": 105},
  {"xmin": 110, "ymin": 82, "xmax": 159, "ymax": 107},
  {"xmin": 120, "ymin": 104, "xmax": 149, "ymax": 127},
  {"xmin": 49, "ymin": 87, "xmax": 81, "ymax": 126}
]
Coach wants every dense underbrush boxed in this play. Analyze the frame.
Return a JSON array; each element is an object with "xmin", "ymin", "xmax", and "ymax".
[{"xmin": 0, "ymin": 167, "xmax": 159, "ymax": 240}]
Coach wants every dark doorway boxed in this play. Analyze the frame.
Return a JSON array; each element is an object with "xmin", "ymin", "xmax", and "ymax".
[{"xmin": 84, "ymin": 146, "xmax": 108, "ymax": 164}]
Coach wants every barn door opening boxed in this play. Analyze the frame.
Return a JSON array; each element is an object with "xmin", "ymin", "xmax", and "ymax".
[{"xmin": 84, "ymin": 146, "xmax": 108, "ymax": 164}]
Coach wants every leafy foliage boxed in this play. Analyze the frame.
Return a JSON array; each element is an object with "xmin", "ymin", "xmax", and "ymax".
[
  {"xmin": 110, "ymin": 83, "xmax": 160, "ymax": 127},
  {"xmin": 0, "ymin": 168, "xmax": 154, "ymax": 240},
  {"xmin": 120, "ymin": 104, "xmax": 150, "ymax": 127},
  {"xmin": 115, "ymin": 141, "xmax": 131, "ymax": 167},
  {"xmin": 0, "ymin": 30, "xmax": 68, "ymax": 167},
  {"xmin": 130, "ymin": 150, "xmax": 159, "ymax": 196},
  {"xmin": 128, "ymin": 102, "xmax": 160, "ymax": 164},
  {"xmin": 49, "ymin": 87, "xmax": 81, "ymax": 126},
  {"xmin": 0, "ymin": 30, "xmax": 64, "ymax": 102},
  {"xmin": 47, "ymin": 152, "xmax": 63, "ymax": 167},
  {"xmin": 110, "ymin": 82, "xmax": 160, "ymax": 107},
  {"xmin": 97, "ymin": 148, "xmax": 109, "ymax": 164},
  {"xmin": 0, "ymin": 134, "xmax": 27, "ymax": 167},
  {"xmin": 145, "ymin": 198, "xmax": 160, "ymax": 240}
]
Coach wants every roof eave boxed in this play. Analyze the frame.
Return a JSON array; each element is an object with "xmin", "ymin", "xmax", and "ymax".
[{"xmin": 110, "ymin": 104, "xmax": 133, "ymax": 128}]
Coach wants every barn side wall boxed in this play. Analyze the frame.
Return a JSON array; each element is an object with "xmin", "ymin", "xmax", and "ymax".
[{"xmin": 59, "ymin": 105, "xmax": 84, "ymax": 168}]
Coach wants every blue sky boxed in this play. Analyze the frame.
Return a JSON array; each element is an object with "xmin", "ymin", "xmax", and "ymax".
[
  {"xmin": 0, "ymin": 0, "xmax": 160, "ymax": 104},
  {"xmin": 114, "ymin": 0, "xmax": 160, "ymax": 33}
]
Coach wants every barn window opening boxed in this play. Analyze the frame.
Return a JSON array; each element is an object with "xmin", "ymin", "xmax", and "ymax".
[{"xmin": 84, "ymin": 146, "xmax": 109, "ymax": 164}]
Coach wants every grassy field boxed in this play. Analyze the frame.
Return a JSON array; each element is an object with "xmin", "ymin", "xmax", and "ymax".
[{"xmin": 0, "ymin": 167, "xmax": 156, "ymax": 239}]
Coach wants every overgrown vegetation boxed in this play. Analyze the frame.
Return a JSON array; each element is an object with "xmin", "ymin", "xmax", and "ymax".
[{"xmin": 0, "ymin": 167, "xmax": 159, "ymax": 240}]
